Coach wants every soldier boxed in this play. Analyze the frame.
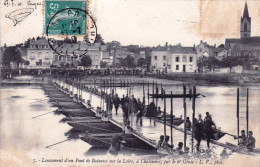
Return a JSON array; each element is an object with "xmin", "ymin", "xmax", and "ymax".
[
  {"xmin": 113, "ymin": 94, "xmax": 121, "ymax": 114},
  {"xmin": 247, "ymin": 131, "xmax": 255, "ymax": 152}
]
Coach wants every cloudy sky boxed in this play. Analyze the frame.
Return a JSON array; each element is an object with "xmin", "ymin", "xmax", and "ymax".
[{"xmin": 1, "ymin": 0, "xmax": 260, "ymax": 47}]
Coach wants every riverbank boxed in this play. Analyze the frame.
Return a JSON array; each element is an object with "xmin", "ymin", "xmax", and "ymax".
[
  {"xmin": 1, "ymin": 72, "xmax": 260, "ymax": 87},
  {"xmin": 146, "ymin": 72, "xmax": 260, "ymax": 85}
]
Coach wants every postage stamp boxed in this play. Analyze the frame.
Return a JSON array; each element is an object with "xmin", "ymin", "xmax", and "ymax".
[{"xmin": 45, "ymin": 0, "xmax": 87, "ymax": 35}]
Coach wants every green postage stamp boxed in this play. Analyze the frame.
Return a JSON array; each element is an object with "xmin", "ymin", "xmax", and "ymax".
[{"xmin": 45, "ymin": 0, "xmax": 87, "ymax": 35}]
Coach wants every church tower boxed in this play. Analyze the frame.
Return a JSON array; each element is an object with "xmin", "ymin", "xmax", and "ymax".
[{"xmin": 240, "ymin": 1, "xmax": 251, "ymax": 38}]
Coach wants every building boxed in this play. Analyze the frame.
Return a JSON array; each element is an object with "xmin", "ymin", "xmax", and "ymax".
[
  {"xmin": 53, "ymin": 42, "xmax": 109, "ymax": 69},
  {"xmin": 196, "ymin": 40, "xmax": 216, "ymax": 58},
  {"xmin": 114, "ymin": 47, "xmax": 134, "ymax": 65},
  {"xmin": 214, "ymin": 44, "xmax": 231, "ymax": 60},
  {"xmin": 170, "ymin": 44, "xmax": 197, "ymax": 72},
  {"xmin": 53, "ymin": 43, "xmax": 80, "ymax": 67},
  {"xmin": 151, "ymin": 44, "xmax": 197, "ymax": 73},
  {"xmin": 27, "ymin": 38, "xmax": 54, "ymax": 68},
  {"xmin": 224, "ymin": 2, "xmax": 260, "ymax": 67},
  {"xmin": 240, "ymin": 2, "xmax": 251, "ymax": 38},
  {"xmin": 151, "ymin": 49, "xmax": 169, "ymax": 72}
]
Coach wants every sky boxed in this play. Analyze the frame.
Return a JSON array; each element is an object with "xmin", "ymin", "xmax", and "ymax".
[{"xmin": 1, "ymin": 0, "xmax": 260, "ymax": 47}]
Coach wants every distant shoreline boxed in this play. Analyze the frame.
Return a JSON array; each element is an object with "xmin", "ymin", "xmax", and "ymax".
[{"xmin": 1, "ymin": 73, "xmax": 260, "ymax": 87}]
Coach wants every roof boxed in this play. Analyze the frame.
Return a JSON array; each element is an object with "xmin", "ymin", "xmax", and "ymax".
[
  {"xmin": 170, "ymin": 45, "xmax": 196, "ymax": 54},
  {"xmin": 225, "ymin": 37, "xmax": 260, "ymax": 46},
  {"xmin": 196, "ymin": 40, "xmax": 216, "ymax": 50},
  {"xmin": 78, "ymin": 43, "xmax": 107, "ymax": 51},
  {"xmin": 242, "ymin": 2, "xmax": 250, "ymax": 19},
  {"xmin": 55, "ymin": 43, "xmax": 79, "ymax": 55},
  {"xmin": 237, "ymin": 44, "xmax": 260, "ymax": 51},
  {"xmin": 30, "ymin": 38, "xmax": 48, "ymax": 45}
]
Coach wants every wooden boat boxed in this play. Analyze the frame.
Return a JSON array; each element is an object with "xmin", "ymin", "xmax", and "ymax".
[
  {"xmin": 67, "ymin": 118, "xmax": 103, "ymax": 124},
  {"xmin": 49, "ymin": 98, "xmax": 72, "ymax": 102},
  {"xmin": 52, "ymin": 102, "xmax": 86, "ymax": 109},
  {"xmin": 152, "ymin": 115, "xmax": 225, "ymax": 141},
  {"xmin": 225, "ymin": 142, "xmax": 260, "ymax": 155},
  {"xmin": 67, "ymin": 121, "xmax": 122, "ymax": 133},
  {"xmin": 46, "ymin": 94, "xmax": 70, "ymax": 98},
  {"xmin": 152, "ymin": 115, "xmax": 184, "ymax": 126},
  {"xmin": 58, "ymin": 109, "xmax": 95, "ymax": 117},
  {"xmin": 148, "ymin": 93, "xmax": 201, "ymax": 98},
  {"xmin": 60, "ymin": 116, "xmax": 97, "ymax": 122},
  {"xmin": 80, "ymin": 133, "xmax": 155, "ymax": 150}
]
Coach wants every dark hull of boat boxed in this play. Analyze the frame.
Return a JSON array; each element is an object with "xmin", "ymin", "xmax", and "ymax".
[
  {"xmin": 67, "ymin": 119, "xmax": 103, "ymax": 124},
  {"xmin": 49, "ymin": 98, "xmax": 72, "ymax": 102},
  {"xmin": 68, "ymin": 122, "xmax": 122, "ymax": 133},
  {"xmin": 149, "ymin": 94, "xmax": 200, "ymax": 98},
  {"xmin": 81, "ymin": 133, "xmax": 155, "ymax": 150},
  {"xmin": 46, "ymin": 94, "xmax": 69, "ymax": 98},
  {"xmin": 62, "ymin": 116, "xmax": 97, "ymax": 122},
  {"xmin": 55, "ymin": 104, "xmax": 86, "ymax": 109},
  {"xmin": 153, "ymin": 117, "xmax": 184, "ymax": 126},
  {"xmin": 59, "ymin": 110, "xmax": 95, "ymax": 117}
]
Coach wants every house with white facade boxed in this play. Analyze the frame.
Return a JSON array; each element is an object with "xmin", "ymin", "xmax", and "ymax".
[
  {"xmin": 27, "ymin": 38, "xmax": 54, "ymax": 68},
  {"xmin": 170, "ymin": 45, "xmax": 197, "ymax": 72},
  {"xmin": 151, "ymin": 49, "xmax": 170, "ymax": 73},
  {"xmin": 151, "ymin": 44, "xmax": 197, "ymax": 73}
]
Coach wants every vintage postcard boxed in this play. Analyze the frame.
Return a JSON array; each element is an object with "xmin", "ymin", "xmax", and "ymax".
[{"xmin": 0, "ymin": 0, "xmax": 260, "ymax": 167}]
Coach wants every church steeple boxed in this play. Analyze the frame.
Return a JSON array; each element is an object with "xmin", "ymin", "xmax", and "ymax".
[
  {"xmin": 243, "ymin": 1, "xmax": 250, "ymax": 19},
  {"xmin": 240, "ymin": 1, "xmax": 251, "ymax": 38}
]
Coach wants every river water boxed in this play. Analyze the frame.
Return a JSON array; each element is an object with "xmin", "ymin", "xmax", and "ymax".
[{"xmin": 0, "ymin": 76, "xmax": 259, "ymax": 166}]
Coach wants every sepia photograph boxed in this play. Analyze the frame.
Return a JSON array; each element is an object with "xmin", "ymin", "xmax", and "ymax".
[{"xmin": 0, "ymin": 0, "xmax": 260, "ymax": 166}]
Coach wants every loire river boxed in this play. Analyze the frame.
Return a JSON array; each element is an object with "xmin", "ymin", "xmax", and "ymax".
[{"xmin": 1, "ymin": 76, "xmax": 259, "ymax": 166}]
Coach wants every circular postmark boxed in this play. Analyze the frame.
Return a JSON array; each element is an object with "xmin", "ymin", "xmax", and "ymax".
[{"xmin": 46, "ymin": 8, "xmax": 97, "ymax": 57}]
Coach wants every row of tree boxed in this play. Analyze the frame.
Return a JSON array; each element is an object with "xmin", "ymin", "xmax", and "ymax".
[{"xmin": 197, "ymin": 56, "xmax": 247, "ymax": 72}]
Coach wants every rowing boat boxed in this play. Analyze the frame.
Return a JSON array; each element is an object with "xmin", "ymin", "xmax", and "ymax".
[
  {"xmin": 58, "ymin": 109, "xmax": 95, "ymax": 117},
  {"xmin": 67, "ymin": 121, "xmax": 123, "ymax": 133},
  {"xmin": 80, "ymin": 133, "xmax": 156, "ymax": 150},
  {"xmin": 148, "ymin": 93, "xmax": 201, "ymax": 98}
]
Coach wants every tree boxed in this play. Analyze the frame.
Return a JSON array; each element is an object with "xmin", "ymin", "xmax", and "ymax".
[
  {"xmin": 207, "ymin": 56, "xmax": 220, "ymax": 71},
  {"xmin": 197, "ymin": 56, "xmax": 208, "ymax": 72},
  {"xmin": 80, "ymin": 55, "xmax": 92, "ymax": 67},
  {"xmin": 100, "ymin": 61, "xmax": 108, "ymax": 68},
  {"xmin": 137, "ymin": 58, "xmax": 146, "ymax": 67},
  {"xmin": 24, "ymin": 38, "xmax": 31, "ymax": 48},
  {"xmin": 106, "ymin": 41, "xmax": 121, "ymax": 52},
  {"xmin": 119, "ymin": 55, "xmax": 136, "ymax": 68},
  {"xmin": 2, "ymin": 46, "xmax": 22, "ymax": 67},
  {"xmin": 96, "ymin": 34, "xmax": 105, "ymax": 45},
  {"xmin": 221, "ymin": 56, "xmax": 242, "ymax": 72}
]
